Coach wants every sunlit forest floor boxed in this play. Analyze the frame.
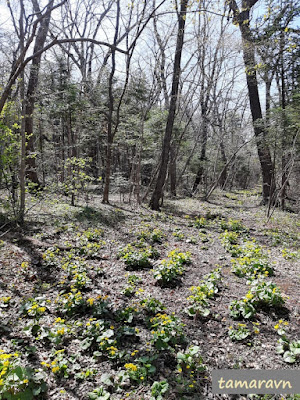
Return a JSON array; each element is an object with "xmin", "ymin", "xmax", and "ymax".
[{"xmin": 0, "ymin": 189, "xmax": 299, "ymax": 400}]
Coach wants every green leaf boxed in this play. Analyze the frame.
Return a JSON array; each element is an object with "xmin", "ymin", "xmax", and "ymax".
[{"xmin": 283, "ymin": 351, "xmax": 296, "ymax": 364}]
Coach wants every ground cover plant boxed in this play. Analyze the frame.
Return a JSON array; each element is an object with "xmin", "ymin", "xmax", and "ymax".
[{"xmin": 0, "ymin": 190, "xmax": 299, "ymax": 399}]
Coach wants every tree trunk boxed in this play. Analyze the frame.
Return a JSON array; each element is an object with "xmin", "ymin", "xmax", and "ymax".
[
  {"xmin": 25, "ymin": 0, "xmax": 54, "ymax": 187},
  {"xmin": 228, "ymin": 0, "xmax": 275, "ymax": 204},
  {"xmin": 240, "ymin": 28, "xmax": 274, "ymax": 203},
  {"xmin": 219, "ymin": 139, "xmax": 227, "ymax": 189},
  {"xmin": 192, "ymin": 102, "xmax": 208, "ymax": 193},
  {"xmin": 149, "ymin": 0, "xmax": 188, "ymax": 210},
  {"xmin": 169, "ymin": 144, "xmax": 177, "ymax": 196},
  {"xmin": 102, "ymin": 0, "xmax": 120, "ymax": 204}
]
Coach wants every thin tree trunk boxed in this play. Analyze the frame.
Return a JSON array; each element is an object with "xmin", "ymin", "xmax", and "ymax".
[
  {"xmin": 219, "ymin": 138, "xmax": 227, "ymax": 189},
  {"xmin": 149, "ymin": 0, "xmax": 188, "ymax": 210},
  {"xmin": 280, "ymin": 32, "xmax": 288, "ymax": 210},
  {"xmin": 169, "ymin": 144, "xmax": 177, "ymax": 196}
]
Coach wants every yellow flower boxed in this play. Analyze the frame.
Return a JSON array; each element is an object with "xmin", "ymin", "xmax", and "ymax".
[
  {"xmin": 274, "ymin": 324, "xmax": 279, "ymax": 330},
  {"xmin": 3, "ymin": 361, "xmax": 9, "ymax": 367},
  {"xmin": 140, "ymin": 376, "xmax": 144, "ymax": 380},
  {"xmin": 52, "ymin": 366, "xmax": 60, "ymax": 373},
  {"xmin": 23, "ymin": 379, "xmax": 29, "ymax": 384},
  {"xmin": 124, "ymin": 363, "xmax": 138, "ymax": 371},
  {"xmin": 0, "ymin": 379, "xmax": 3, "ymax": 386},
  {"xmin": 87, "ymin": 298, "xmax": 94, "ymax": 306}
]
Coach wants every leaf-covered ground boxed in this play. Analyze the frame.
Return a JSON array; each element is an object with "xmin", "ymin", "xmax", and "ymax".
[{"xmin": 0, "ymin": 189, "xmax": 299, "ymax": 400}]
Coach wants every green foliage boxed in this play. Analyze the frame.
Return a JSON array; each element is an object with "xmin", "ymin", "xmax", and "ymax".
[
  {"xmin": 228, "ymin": 323, "xmax": 251, "ymax": 341},
  {"xmin": 118, "ymin": 243, "xmax": 159, "ymax": 270},
  {"xmin": 229, "ymin": 299, "xmax": 257, "ymax": 320},
  {"xmin": 149, "ymin": 313, "xmax": 186, "ymax": 350},
  {"xmin": 88, "ymin": 386, "xmax": 110, "ymax": 400},
  {"xmin": 186, "ymin": 267, "xmax": 222, "ymax": 318},
  {"xmin": 55, "ymin": 288, "xmax": 86, "ymax": 315},
  {"xmin": 124, "ymin": 355, "xmax": 156, "ymax": 383},
  {"xmin": 229, "ymin": 279, "xmax": 285, "ymax": 320},
  {"xmin": 220, "ymin": 219, "xmax": 246, "ymax": 232},
  {"xmin": 194, "ymin": 216, "xmax": 207, "ymax": 228},
  {"xmin": 61, "ymin": 157, "xmax": 94, "ymax": 205},
  {"xmin": 0, "ymin": 350, "xmax": 47, "ymax": 399},
  {"xmin": 231, "ymin": 257, "xmax": 274, "ymax": 278},
  {"xmin": 122, "ymin": 274, "xmax": 142, "ymax": 297},
  {"xmin": 137, "ymin": 228, "xmax": 165, "ymax": 243},
  {"xmin": 176, "ymin": 345, "xmax": 206, "ymax": 374},
  {"xmin": 21, "ymin": 297, "xmax": 49, "ymax": 319},
  {"xmin": 274, "ymin": 320, "xmax": 300, "ymax": 364},
  {"xmin": 140, "ymin": 297, "xmax": 166, "ymax": 316},
  {"xmin": 150, "ymin": 380, "xmax": 169, "ymax": 400},
  {"xmin": 153, "ymin": 250, "xmax": 191, "ymax": 286},
  {"xmin": 175, "ymin": 345, "xmax": 206, "ymax": 394},
  {"xmin": 220, "ymin": 231, "xmax": 240, "ymax": 248}
]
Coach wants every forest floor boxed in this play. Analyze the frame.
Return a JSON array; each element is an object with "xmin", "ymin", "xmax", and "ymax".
[{"xmin": 0, "ymin": 188, "xmax": 299, "ymax": 400}]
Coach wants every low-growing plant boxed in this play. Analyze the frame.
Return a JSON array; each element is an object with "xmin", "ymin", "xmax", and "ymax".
[
  {"xmin": 116, "ymin": 305, "xmax": 139, "ymax": 324},
  {"xmin": 231, "ymin": 257, "xmax": 274, "ymax": 278},
  {"xmin": 282, "ymin": 248, "xmax": 299, "ymax": 260},
  {"xmin": 79, "ymin": 228, "xmax": 104, "ymax": 242},
  {"xmin": 229, "ymin": 299, "xmax": 257, "ymax": 320},
  {"xmin": 78, "ymin": 241, "xmax": 106, "ymax": 258},
  {"xmin": 21, "ymin": 297, "xmax": 50, "ymax": 319},
  {"xmin": 122, "ymin": 274, "xmax": 142, "ymax": 297},
  {"xmin": 230, "ymin": 279, "xmax": 286, "ymax": 320},
  {"xmin": 42, "ymin": 247, "xmax": 60, "ymax": 267},
  {"xmin": 186, "ymin": 267, "xmax": 221, "ymax": 318},
  {"xmin": 56, "ymin": 288, "xmax": 86, "ymax": 315},
  {"xmin": 0, "ymin": 350, "xmax": 47, "ymax": 399},
  {"xmin": 274, "ymin": 320, "xmax": 300, "ymax": 364},
  {"xmin": 249, "ymin": 279, "xmax": 285, "ymax": 308},
  {"xmin": 150, "ymin": 313, "xmax": 186, "ymax": 350},
  {"xmin": 153, "ymin": 258, "xmax": 184, "ymax": 286},
  {"xmin": 42, "ymin": 349, "xmax": 69, "ymax": 378},
  {"xmin": 220, "ymin": 231, "xmax": 240, "ymax": 249},
  {"xmin": 175, "ymin": 345, "xmax": 206, "ymax": 395},
  {"xmin": 0, "ymin": 297, "xmax": 11, "ymax": 308},
  {"xmin": 150, "ymin": 380, "xmax": 169, "ymax": 400},
  {"xmin": 194, "ymin": 216, "xmax": 207, "ymax": 229},
  {"xmin": 137, "ymin": 228, "xmax": 165, "ymax": 244},
  {"xmin": 153, "ymin": 250, "xmax": 191, "ymax": 286},
  {"xmin": 75, "ymin": 368, "xmax": 96, "ymax": 381},
  {"xmin": 221, "ymin": 219, "xmax": 246, "ymax": 232},
  {"xmin": 228, "ymin": 323, "xmax": 251, "ymax": 341},
  {"xmin": 80, "ymin": 318, "xmax": 111, "ymax": 350},
  {"xmin": 120, "ymin": 249, "xmax": 152, "ymax": 270},
  {"xmin": 124, "ymin": 355, "xmax": 156, "ymax": 383},
  {"xmin": 172, "ymin": 228, "xmax": 185, "ymax": 241},
  {"xmin": 88, "ymin": 386, "xmax": 110, "ymax": 400},
  {"xmin": 140, "ymin": 297, "xmax": 166, "ymax": 316},
  {"xmin": 176, "ymin": 345, "xmax": 206, "ymax": 374}
]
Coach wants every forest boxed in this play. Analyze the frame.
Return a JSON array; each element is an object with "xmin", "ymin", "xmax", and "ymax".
[{"xmin": 0, "ymin": 0, "xmax": 299, "ymax": 399}]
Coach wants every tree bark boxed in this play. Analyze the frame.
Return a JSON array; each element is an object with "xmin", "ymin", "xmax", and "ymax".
[
  {"xmin": 25, "ymin": 0, "xmax": 55, "ymax": 187},
  {"xmin": 228, "ymin": 0, "xmax": 274, "ymax": 203},
  {"xmin": 149, "ymin": 0, "xmax": 188, "ymax": 210}
]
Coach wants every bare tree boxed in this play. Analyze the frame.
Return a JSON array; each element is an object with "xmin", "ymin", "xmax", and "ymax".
[{"xmin": 149, "ymin": 0, "xmax": 188, "ymax": 210}]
